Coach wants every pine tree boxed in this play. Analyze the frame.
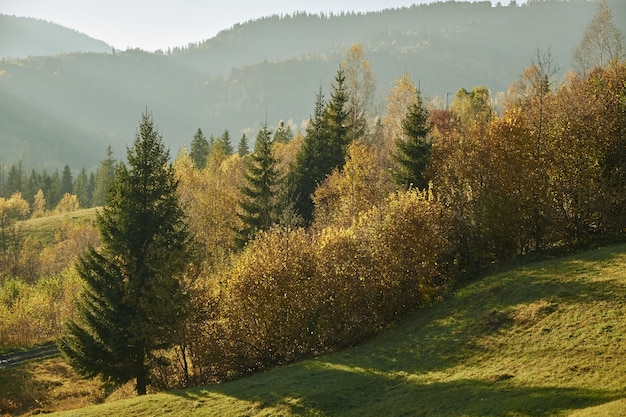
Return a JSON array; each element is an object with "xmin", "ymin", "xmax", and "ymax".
[
  {"xmin": 274, "ymin": 121, "xmax": 294, "ymax": 143},
  {"xmin": 61, "ymin": 164, "xmax": 73, "ymax": 196},
  {"xmin": 92, "ymin": 145, "xmax": 116, "ymax": 207},
  {"xmin": 73, "ymin": 168, "xmax": 90, "ymax": 208},
  {"xmin": 220, "ymin": 129, "xmax": 234, "ymax": 155},
  {"xmin": 287, "ymin": 67, "xmax": 352, "ymax": 224},
  {"xmin": 5, "ymin": 162, "xmax": 23, "ymax": 198},
  {"xmin": 238, "ymin": 133, "xmax": 250, "ymax": 156},
  {"xmin": 392, "ymin": 90, "xmax": 432, "ymax": 190},
  {"xmin": 190, "ymin": 128, "xmax": 210, "ymax": 169},
  {"xmin": 287, "ymin": 86, "xmax": 326, "ymax": 224},
  {"xmin": 236, "ymin": 124, "xmax": 280, "ymax": 247},
  {"xmin": 59, "ymin": 112, "xmax": 190, "ymax": 395},
  {"xmin": 48, "ymin": 169, "xmax": 63, "ymax": 210}
]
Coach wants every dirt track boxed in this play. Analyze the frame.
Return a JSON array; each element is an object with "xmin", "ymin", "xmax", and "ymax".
[{"xmin": 0, "ymin": 344, "xmax": 60, "ymax": 369}]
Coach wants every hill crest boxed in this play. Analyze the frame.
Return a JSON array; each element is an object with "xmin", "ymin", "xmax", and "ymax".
[{"xmin": 0, "ymin": 14, "xmax": 111, "ymax": 59}]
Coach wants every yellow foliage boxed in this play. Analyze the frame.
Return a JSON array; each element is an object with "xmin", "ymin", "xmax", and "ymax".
[{"xmin": 55, "ymin": 193, "xmax": 80, "ymax": 213}]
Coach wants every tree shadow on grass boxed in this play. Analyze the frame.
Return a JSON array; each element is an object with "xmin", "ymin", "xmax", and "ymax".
[
  {"xmin": 169, "ymin": 246, "xmax": 626, "ymax": 415},
  {"xmin": 173, "ymin": 364, "xmax": 621, "ymax": 417}
]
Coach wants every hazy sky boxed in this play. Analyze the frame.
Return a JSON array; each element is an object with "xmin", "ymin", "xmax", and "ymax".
[{"xmin": 1, "ymin": 0, "xmax": 523, "ymax": 51}]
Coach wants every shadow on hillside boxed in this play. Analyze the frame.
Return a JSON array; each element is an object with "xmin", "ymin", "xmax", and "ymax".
[
  {"xmin": 168, "ymin": 246, "xmax": 626, "ymax": 415},
  {"xmin": 347, "ymin": 257, "xmax": 626, "ymax": 376},
  {"xmin": 173, "ymin": 367, "xmax": 621, "ymax": 416}
]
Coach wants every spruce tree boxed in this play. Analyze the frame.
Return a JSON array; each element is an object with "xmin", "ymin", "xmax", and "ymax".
[
  {"xmin": 236, "ymin": 124, "xmax": 280, "ymax": 247},
  {"xmin": 190, "ymin": 128, "xmax": 210, "ymax": 169},
  {"xmin": 73, "ymin": 168, "xmax": 90, "ymax": 208},
  {"xmin": 287, "ymin": 86, "xmax": 326, "ymax": 224},
  {"xmin": 274, "ymin": 121, "xmax": 294, "ymax": 143},
  {"xmin": 238, "ymin": 133, "xmax": 250, "ymax": 156},
  {"xmin": 61, "ymin": 164, "xmax": 73, "ymax": 196},
  {"xmin": 220, "ymin": 129, "xmax": 234, "ymax": 155},
  {"xmin": 392, "ymin": 90, "xmax": 432, "ymax": 190},
  {"xmin": 92, "ymin": 145, "xmax": 116, "ymax": 207},
  {"xmin": 59, "ymin": 112, "xmax": 190, "ymax": 395},
  {"xmin": 287, "ymin": 67, "xmax": 352, "ymax": 224}
]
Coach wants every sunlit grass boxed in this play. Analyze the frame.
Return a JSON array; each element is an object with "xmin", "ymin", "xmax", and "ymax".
[
  {"xmin": 27, "ymin": 243, "xmax": 626, "ymax": 416},
  {"xmin": 20, "ymin": 207, "xmax": 99, "ymax": 245}
]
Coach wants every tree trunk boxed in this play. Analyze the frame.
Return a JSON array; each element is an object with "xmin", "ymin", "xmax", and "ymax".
[{"xmin": 135, "ymin": 346, "xmax": 147, "ymax": 395}]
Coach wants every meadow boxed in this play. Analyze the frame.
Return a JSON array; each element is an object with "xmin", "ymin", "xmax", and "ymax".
[{"xmin": 2, "ymin": 243, "xmax": 624, "ymax": 416}]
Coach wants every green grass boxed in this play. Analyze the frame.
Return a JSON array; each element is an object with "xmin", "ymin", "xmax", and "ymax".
[
  {"xmin": 20, "ymin": 207, "xmax": 99, "ymax": 244},
  {"xmin": 37, "ymin": 244, "xmax": 626, "ymax": 416}
]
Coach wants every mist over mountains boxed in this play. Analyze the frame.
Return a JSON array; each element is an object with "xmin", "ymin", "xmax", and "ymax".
[{"xmin": 1, "ymin": 0, "xmax": 625, "ymax": 172}]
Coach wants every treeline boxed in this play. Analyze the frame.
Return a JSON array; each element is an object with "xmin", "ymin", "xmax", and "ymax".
[
  {"xmin": 0, "ymin": 146, "xmax": 115, "ymax": 212},
  {"xmin": 167, "ymin": 60, "xmax": 626, "ymax": 387}
]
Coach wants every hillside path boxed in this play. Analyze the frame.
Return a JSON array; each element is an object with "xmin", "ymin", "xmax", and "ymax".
[{"xmin": 0, "ymin": 344, "xmax": 60, "ymax": 369}]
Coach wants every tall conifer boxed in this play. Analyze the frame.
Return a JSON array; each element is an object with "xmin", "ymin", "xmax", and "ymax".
[
  {"xmin": 392, "ymin": 90, "xmax": 432, "ymax": 190},
  {"xmin": 59, "ymin": 112, "xmax": 190, "ymax": 395},
  {"xmin": 236, "ymin": 124, "xmax": 280, "ymax": 247}
]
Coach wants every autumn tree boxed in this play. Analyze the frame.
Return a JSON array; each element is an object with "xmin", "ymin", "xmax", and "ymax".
[
  {"xmin": 449, "ymin": 86, "xmax": 493, "ymax": 127},
  {"xmin": 379, "ymin": 73, "xmax": 420, "ymax": 174},
  {"xmin": 342, "ymin": 44, "xmax": 377, "ymax": 141},
  {"xmin": 573, "ymin": 0, "xmax": 624, "ymax": 75},
  {"xmin": 0, "ymin": 192, "xmax": 29, "ymax": 275},
  {"xmin": 313, "ymin": 142, "xmax": 393, "ymax": 229},
  {"xmin": 32, "ymin": 189, "xmax": 46, "ymax": 218},
  {"xmin": 59, "ymin": 112, "xmax": 190, "ymax": 395}
]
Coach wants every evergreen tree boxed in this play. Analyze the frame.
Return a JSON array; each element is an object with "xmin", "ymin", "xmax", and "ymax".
[
  {"xmin": 190, "ymin": 128, "xmax": 210, "ymax": 169},
  {"xmin": 392, "ymin": 90, "xmax": 432, "ymax": 190},
  {"xmin": 287, "ymin": 67, "xmax": 352, "ymax": 224},
  {"xmin": 5, "ymin": 162, "xmax": 23, "ymax": 198},
  {"xmin": 87, "ymin": 172, "xmax": 96, "ymax": 207},
  {"xmin": 48, "ymin": 169, "xmax": 63, "ymax": 210},
  {"xmin": 238, "ymin": 133, "xmax": 250, "ymax": 156},
  {"xmin": 61, "ymin": 164, "xmax": 73, "ymax": 196},
  {"xmin": 274, "ymin": 121, "xmax": 294, "ymax": 143},
  {"xmin": 0, "ymin": 164, "xmax": 4, "ymax": 198},
  {"xmin": 24, "ymin": 169, "xmax": 41, "ymax": 207},
  {"xmin": 92, "ymin": 145, "xmax": 116, "ymax": 207},
  {"xmin": 287, "ymin": 86, "xmax": 326, "ymax": 224},
  {"xmin": 322, "ymin": 67, "xmax": 351, "ymax": 170},
  {"xmin": 73, "ymin": 168, "xmax": 90, "ymax": 208},
  {"xmin": 220, "ymin": 129, "xmax": 234, "ymax": 156},
  {"xmin": 236, "ymin": 124, "xmax": 280, "ymax": 247},
  {"xmin": 59, "ymin": 112, "xmax": 190, "ymax": 395}
]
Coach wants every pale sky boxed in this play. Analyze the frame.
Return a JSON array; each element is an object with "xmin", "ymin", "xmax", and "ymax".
[{"xmin": 0, "ymin": 0, "xmax": 522, "ymax": 51}]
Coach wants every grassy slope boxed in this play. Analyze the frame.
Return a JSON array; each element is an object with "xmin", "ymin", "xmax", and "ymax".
[
  {"xmin": 40, "ymin": 244, "xmax": 626, "ymax": 416},
  {"xmin": 19, "ymin": 207, "xmax": 99, "ymax": 245}
]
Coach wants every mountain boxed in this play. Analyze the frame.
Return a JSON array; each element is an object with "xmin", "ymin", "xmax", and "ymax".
[
  {"xmin": 1, "ymin": 1, "xmax": 625, "ymax": 172},
  {"xmin": 0, "ymin": 15, "xmax": 112, "ymax": 59}
]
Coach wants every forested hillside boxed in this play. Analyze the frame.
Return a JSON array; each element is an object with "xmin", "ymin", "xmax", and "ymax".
[
  {"xmin": 0, "ymin": 1, "xmax": 625, "ymax": 413},
  {"xmin": 1, "ymin": 0, "xmax": 624, "ymax": 171}
]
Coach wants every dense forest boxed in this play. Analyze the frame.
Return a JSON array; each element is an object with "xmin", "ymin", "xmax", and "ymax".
[
  {"xmin": 0, "ymin": 0, "xmax": 625, "ymax": 403},
  {"xmin": 1, "ymin": 0, "xmax": 624, "ymax": 171}
]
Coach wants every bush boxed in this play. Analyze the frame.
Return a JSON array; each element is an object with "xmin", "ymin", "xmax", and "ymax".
[{"xmin": 220, "ymin": 227, "xmax": 318, "ymax": 372}]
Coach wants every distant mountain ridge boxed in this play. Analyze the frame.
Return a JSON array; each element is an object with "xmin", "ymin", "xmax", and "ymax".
[
  {"xmin": 0, "ymin": 15, "xmax": 111, "ymax": 58},
  {"xmin": 0, "ymin": 1, "xmax": 625, "ymax": 172}
]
